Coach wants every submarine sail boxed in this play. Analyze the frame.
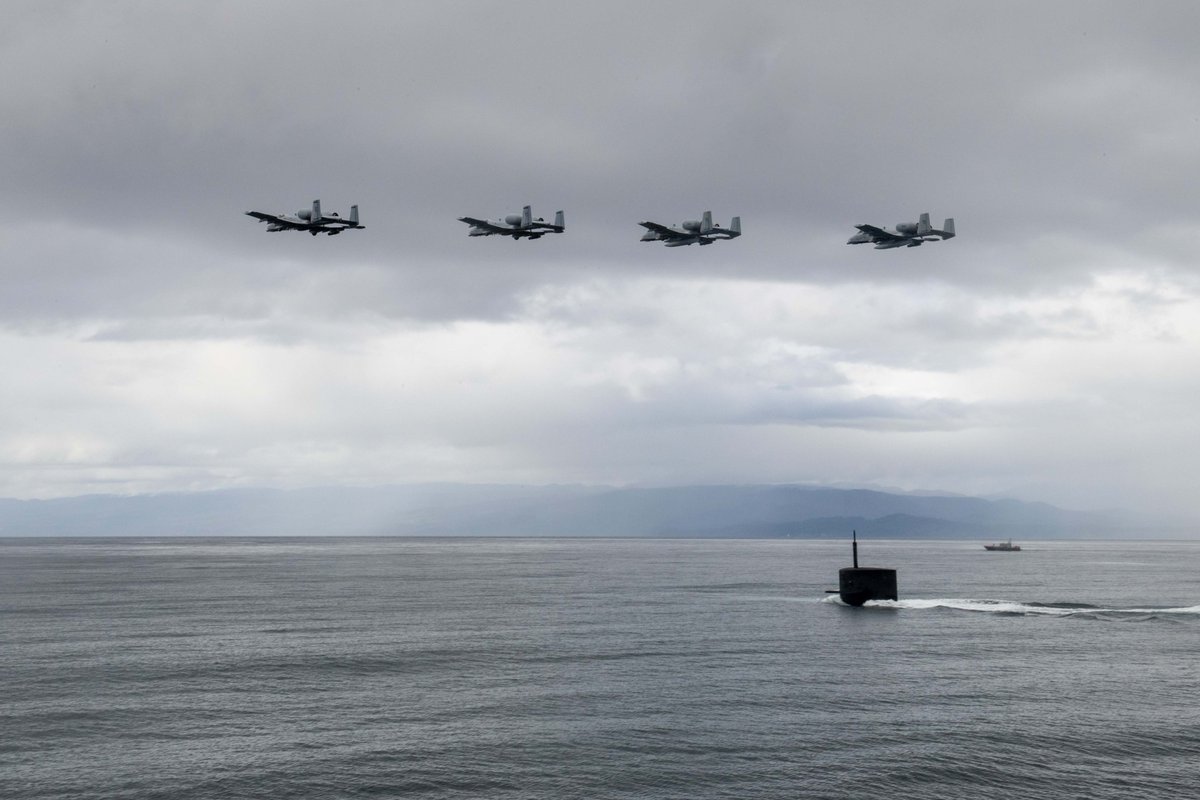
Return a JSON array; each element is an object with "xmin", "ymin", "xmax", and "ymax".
[{"xmin": 835, "ymin": 531, "xmax": 898, "ymax": 606}]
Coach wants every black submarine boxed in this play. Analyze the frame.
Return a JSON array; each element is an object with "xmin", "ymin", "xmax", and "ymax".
[{"xmin": 827, "ymin": 531, "xmax": 898, "ymax": 606}]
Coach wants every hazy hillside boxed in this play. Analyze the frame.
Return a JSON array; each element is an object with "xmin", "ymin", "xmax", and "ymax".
[{"xmin": 0, "ymin": 484, "xmax": 1178, "ymax": 538}]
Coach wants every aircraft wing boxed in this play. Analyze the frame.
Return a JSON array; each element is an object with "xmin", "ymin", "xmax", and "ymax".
[
  {"xmin": 246, "ymin": 211, "xmax": 305, "ymax": 229},
  {"xmin": 458, "ymin": 217, "xmax": 509, "ymax": 234},
  {"xmin": 639, "ymin": 221, "xmax": 677, "ymax": 236},
  {"xmin": 854, "ymin": 223, "xmax": 900, "ymax": 241}
]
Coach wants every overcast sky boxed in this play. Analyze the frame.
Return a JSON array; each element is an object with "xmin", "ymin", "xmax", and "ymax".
[{"xmin": 3, "ymin": 1, "xmax": 1200, "ymax": 518}]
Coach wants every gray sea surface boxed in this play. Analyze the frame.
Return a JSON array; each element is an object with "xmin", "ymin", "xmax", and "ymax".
[{"xmin": 3, "ymin": 537, "xmax": 1199, "ymax": 799}]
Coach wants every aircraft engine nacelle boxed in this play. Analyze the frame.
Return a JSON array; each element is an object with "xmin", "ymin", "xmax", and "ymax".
[
  {"xmin": 895, "ymin": 222, "xmax": 917, "ymax": 235},
  {"xmin": 504, "ymin": 214, "xmax": 524, "ymax": 226},
  {"xmin": 682, "ymin": 220, "xmax": 701, "ymax": 232},
  {"xmin": 297, "ymin": 209, "xmax": 313, "ymax": 221}
]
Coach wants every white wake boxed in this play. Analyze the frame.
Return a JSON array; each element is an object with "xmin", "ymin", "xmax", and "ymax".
[{"xmin": 824, "ymin": 595, "xmax": 1200, "ymax": 616}]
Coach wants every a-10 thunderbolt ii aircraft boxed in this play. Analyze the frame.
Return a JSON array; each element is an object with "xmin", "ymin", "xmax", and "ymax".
[
  {"xmin": 638, "ymin": 211, "xmax": 741, "ymax": 247},
  {"xmin": 458, "ymin": 205, "xmax": 565, "ymax": 239},
  {"xmin": 847, "ymin": 213, "xmax": 954, "ymax": 249},
  {"xmin": 245, "ymin": 200, "xmax": 364, "ymax": 236}
]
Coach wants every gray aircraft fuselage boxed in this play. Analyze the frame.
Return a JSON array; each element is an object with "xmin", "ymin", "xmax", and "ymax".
[
  {"xmin": 639, "ymin": 211, "xmax": 741, "ymax": 247},
  {"xmin": 458, "ymin": 206, "xmax": 565, "ymax": 240},
  {"xmin": 246, "ymin": 200, "xmax": 363, "ymax": 236},
  {"xmin": 847, "ymin": 213, "xmax": 954, "ymax": 249}
]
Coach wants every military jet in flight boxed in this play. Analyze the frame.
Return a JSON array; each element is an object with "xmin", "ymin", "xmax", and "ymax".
[
  {"xmin": 458, "ymin": 205, "xmax": 565, "ymax": 239},
  {"xmin": 639, "ymin": 211, "xmax": 741, "ymax": 247},
  {"xmin": 847, "ymin": 213, "xmax": 955, "ymax": 249},
  {"xmin": 245, "ymin": 200, "xmax": 363, "ymax": 236}
]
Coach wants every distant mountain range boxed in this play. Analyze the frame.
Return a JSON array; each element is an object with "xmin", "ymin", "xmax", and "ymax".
[{"xmin": 0, "ymin": 484, "xmax": 1183, "ymax": 538}]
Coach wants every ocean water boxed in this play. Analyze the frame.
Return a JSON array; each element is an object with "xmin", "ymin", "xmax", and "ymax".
[{"xmin": 3, "ymin": 537, "xmax": 1199, "ymax": 799}]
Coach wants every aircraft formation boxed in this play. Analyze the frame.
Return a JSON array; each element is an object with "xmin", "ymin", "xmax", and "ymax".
[{"xmin": 245, "ymin": 200, "xmax": 956, "ymax": 250}]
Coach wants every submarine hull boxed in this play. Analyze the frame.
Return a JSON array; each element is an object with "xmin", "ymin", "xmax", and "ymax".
[{"xmin": 838, "ymin": 566, "xmax": 898, "ymax": 606}]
